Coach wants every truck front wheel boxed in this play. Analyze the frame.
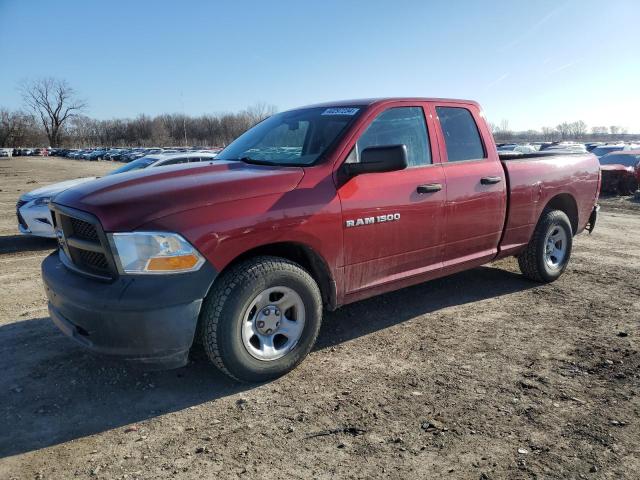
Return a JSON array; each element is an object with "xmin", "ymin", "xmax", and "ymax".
[
  {"xmin": 518, "ymin": 209, "xmax": 573, "ymax": 283},
  {"xmin": 199, "ymin": 256, "xmax": 322, "ymax": 382}
]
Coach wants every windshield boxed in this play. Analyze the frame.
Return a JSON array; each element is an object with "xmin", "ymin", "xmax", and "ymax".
[
  {"xmin": 216, "ymin": 106, "xmax": 362, "ymax": 165},
  {"xmin": 599, "ymin": 154, "xmax": 640, "ymax": 167},
  {"xmin": 107, "ymin": 157, "xmax": 155, "ymax": 175},
  {"xmin": 592, "ymin": 146, "xmax": 623, "ymax": 157}
]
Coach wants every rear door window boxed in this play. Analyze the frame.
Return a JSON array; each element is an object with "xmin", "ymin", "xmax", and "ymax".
[{"xmin": 436, "ymin": 106, "xmax": 485, "ymax": 162}]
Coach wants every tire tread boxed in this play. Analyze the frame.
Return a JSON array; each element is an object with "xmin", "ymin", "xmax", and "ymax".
[
  {"xmin": 518, "ymin": 209, "xmax": 572, "ymax": 283},
  {"xmin": 200, "ymin": 256, "xmax": 321, "ymax": 382}
]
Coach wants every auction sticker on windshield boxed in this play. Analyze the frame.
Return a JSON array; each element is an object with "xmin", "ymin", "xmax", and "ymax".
[{"xmin": 322, "ymin": 108, "xmax": 359, "ymax": 116}]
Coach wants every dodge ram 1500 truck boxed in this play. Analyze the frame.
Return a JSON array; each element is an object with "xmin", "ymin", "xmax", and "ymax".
[{"xmin": 42, "ymin": 98, "xmax": 600, "ymax": 382}]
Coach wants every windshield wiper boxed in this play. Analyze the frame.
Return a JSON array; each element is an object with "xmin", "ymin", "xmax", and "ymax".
[{"xmin": 237, "ymin": 156, "xmax": 279, "ymax": 166}]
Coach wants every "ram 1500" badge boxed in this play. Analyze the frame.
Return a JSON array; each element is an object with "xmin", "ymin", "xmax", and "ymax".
[{"xmin": 345, "ymin": 213, "xmax": 401, "ymax": 228}]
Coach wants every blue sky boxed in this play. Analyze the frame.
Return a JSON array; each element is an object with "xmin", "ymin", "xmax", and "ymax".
[{"xmin": 1, "ymin": 0, "xmax": 639, "ymax": 132}]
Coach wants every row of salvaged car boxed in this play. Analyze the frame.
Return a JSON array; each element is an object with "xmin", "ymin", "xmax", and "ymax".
[
  {"xmin": 497, "ymin": 142, "xmax": 640, "ymax": 196},
  {"xmin": 1, "ymin": 148, "xmax": 50, "ymax": 157},
  {"xmin": 53, "ymin": 147, "xmax": 222, "ymax": 162},
  {"xmin": 4, "ymin": 146, "xmax": 222, "ymax": 162},
  {"xmin": 496, "ymin": 141, "xmax": 640, "ymax": 156}
]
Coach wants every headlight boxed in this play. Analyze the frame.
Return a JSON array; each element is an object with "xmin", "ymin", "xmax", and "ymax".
[
  {"xmin": 32, "ymin": 196, "xmax": 51, "ymax": 206},
  {"xmin": 107, "ymin": 232, "xmax": 205, "ymax": 274}
]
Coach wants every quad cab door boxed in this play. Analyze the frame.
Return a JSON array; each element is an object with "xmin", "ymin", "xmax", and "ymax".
[
  {"xmin": 336, "ymin": 102, "xmax": 446, "ymax": 297},
  {"xmin": 430, "ymin": 102, "xmax": 507, "ymax": 268}
]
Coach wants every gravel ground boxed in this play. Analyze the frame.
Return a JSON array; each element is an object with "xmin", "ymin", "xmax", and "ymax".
[{"xmin": 0, "ymin": 156, "xmax": 638, "ymax": 479}]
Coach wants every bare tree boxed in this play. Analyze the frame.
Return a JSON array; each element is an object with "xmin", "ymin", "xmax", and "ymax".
[
  {"xmin": 244, "ymin": 102, "xmax": 278, "ymax": 125},
  {"xmin": 21, "ymin": 78, "xmax": 86, "ymax": 147},
  {"xmin": 541, "ymin": 126, "xmax": 557, "ymax": 141},
  {"xmin": 0, "ymin": 109, "xmax": 43, "ymax": 147},
  {"xmin": 569, "ymin": 120, "xmax": 587, "ymax": 139},
  {"xmin": 490, "ymin": 119, "xmax": 513, "ymax": 142},
  {"xmin": 0, "ymin": 109, "xmax": 23, "ymax": 147}
]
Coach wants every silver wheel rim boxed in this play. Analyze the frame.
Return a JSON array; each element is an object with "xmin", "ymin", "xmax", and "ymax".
[
  {"xmin": 544, "ymin": 225, "xmax": 567, "ymax": 269},
  {"xmin": 241, "ymin": 286, "xmax": 306, "ymax": 361}
]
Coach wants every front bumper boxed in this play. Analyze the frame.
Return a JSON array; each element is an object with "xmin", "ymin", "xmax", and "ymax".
[{"xmin": 42, "ymin": 251, "xmax": 217, "ymax": 369}]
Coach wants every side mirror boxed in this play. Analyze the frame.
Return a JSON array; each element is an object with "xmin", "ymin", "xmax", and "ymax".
[{"xmin": 343, "ymin": 144, "xmax": 408, "ymax": 177}]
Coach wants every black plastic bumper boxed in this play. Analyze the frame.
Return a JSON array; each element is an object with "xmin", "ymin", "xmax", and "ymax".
[{"xmin": 42, "ymin": 251, "xmax": 217, "ymax": 369}]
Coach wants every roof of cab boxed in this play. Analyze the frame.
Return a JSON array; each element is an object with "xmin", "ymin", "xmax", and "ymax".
[{"xmin": 297, "ymin": 97, "xmax": 480, "ymax": 110}]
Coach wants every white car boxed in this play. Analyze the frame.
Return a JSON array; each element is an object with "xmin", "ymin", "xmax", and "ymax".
[
  {"xmin": 545, "ymin": 143, "xmax": 587, "ymax": 153},
  {"xmin": 17, "ymin": 152, "xmax": 218, "ymax": 238}
]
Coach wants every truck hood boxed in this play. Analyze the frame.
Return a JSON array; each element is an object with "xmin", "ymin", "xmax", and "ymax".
[
  {"xmin": 52, "ymin": 161, "xmax": 305, "ymax": 231},
  {"xmin": 20, "ymin": 177, "xmax": 97, "ymax": 201}
]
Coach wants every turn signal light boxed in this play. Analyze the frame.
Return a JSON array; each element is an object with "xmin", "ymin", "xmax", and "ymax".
[{"xmin": 146, "ymin": 254, "xmax": 200, "ymax": 271}]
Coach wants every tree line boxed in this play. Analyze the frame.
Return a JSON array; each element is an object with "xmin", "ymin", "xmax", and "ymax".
[
  {"xmin": 1, "ymin": 78, "xmax": 276, "ymax": 148},
  {"xmin": 490, "ymin": 119, "xmax": 637, "ymax": 143}
]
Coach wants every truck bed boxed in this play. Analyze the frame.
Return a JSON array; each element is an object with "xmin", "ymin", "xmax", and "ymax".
[{"xmin": 497, "ymin": 152, "xmax": 600, "ymax": 257}]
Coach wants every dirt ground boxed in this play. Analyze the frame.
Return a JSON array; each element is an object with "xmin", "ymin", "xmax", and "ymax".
[{"xmin": 0, "ymin": 156, "xmax": 638, "ymax": 480}]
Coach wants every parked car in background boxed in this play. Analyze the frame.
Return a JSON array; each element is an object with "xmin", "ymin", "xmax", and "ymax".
[
  {"xmin": 17, "ymin": 152, "xmax": 219, "ymax": 238},
  {"xmin": 598, "ymin": 150, "xmax": 640, "ymax": 195},
  {"xmin": 591, "ymin": 144, "xmax": 631, "ymax": 158},
  {"xmin": 103, "ymin": 149, "xmax": 124, "ymax": 160},
  {"xmin": 118, "ymin": 148, "xmax": 144, "ymax": 162},
  {"xmin": 544, "ymin": 143, "xmax": 587, "ymax": 153},
  {"xmin": 498, "ymin": 144, "xmax": 537, "ymax": 154},
  {"xmin": 107, "ymin": 149, "xmax": 131, "ymax": 161},
  {"xmin": 585, "ymin": 142, "xmax": 604, "ymax": 152},
  {"xmin": 106, "ymin": 152, "xmax": 218, "ymax": 175},
  {"xmin": 86, "ymin": 149, "xmax": 107, "ymax": 160}
]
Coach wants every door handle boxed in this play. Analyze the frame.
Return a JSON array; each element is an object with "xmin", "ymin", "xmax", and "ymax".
[
  {"xmin": 480, "ymin": 176, "xmax": 502, "ymax": 185},
  {"xmin": 417, "ymin": 183, "xmax": 442, "ymax": 193}
]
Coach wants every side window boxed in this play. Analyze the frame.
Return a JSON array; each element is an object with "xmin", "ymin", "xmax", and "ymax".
[
  {"xmin": 355, "ymin": 107, "xmax": 431, "ymax": 167},
  {"xmin": 188, "ymin": 157, "xmax": 202, "ymax": 163},
  {"xmin": 435, "ymin": 106, "xmax": 485, "ymax": 162}
]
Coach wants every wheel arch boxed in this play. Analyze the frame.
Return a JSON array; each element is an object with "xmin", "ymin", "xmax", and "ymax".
[
  {"xmin": 218, "ymin": 242, "xmax": 337, "ymax": 310},
  {"xmin": 543, "ymin": 193, "xmax": 579, "ymax": 235}
]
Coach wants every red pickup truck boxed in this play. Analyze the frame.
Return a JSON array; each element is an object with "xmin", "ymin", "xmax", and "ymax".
[{"xmin": 42, "ymin": 98, "xmax": 600, "ymax": 382}]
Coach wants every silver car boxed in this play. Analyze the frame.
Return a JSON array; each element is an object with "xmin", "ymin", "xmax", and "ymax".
[{"xmin": 17, "ymin": 152, "xmax": 218, "ymax": 238}]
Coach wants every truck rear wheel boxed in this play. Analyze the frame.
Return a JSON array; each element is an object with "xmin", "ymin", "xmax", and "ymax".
[
  {"xmin": 199, "ymin": 256, "xmax": 322, "ymax": 382},
  {"xmin": 518, "ymin": 209, "xmax": 573, "ymax": 283}
]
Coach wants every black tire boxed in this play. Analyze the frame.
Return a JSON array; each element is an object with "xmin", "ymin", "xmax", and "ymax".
[
  {"xmin": 518, "ymin": 209, "xmax": 573, "ymax": 283},
  {"xmin": 200, "ymin": 256, "xmax": 322, "ymax": 382}
]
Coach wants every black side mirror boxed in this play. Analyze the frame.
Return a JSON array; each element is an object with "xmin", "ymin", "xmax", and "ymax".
[{"xmin": 343, "ymin": 144, "xmax": 408, "ymax": 177}]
